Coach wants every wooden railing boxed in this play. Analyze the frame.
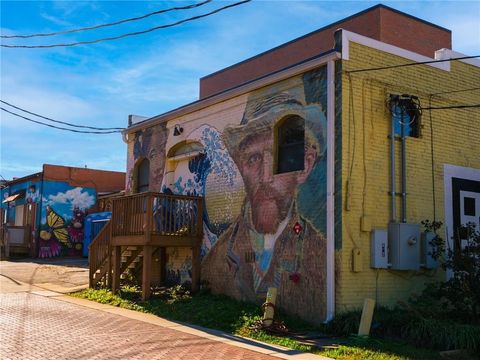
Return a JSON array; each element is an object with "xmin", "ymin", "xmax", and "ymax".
[
  {"xmin": 111, "ymin": 192, "xmax": 203, "ymax": 239},
  {"xmin": 89, "ymin": 221, "xmax": 111, "ymax": 287}
]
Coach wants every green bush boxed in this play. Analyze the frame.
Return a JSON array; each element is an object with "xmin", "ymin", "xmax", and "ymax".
[
  {"xmin": 418, "ymin": 220, "xmax": 480, "ymax": 325},
  {"xmin": 327, "ymin": 307, "xmax": 480, "ymax": 352}
]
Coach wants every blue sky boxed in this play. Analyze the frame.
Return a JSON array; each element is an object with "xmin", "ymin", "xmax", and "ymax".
[{"xmin": 1, "ymin": 0, "xmax": 479, "ymax": 181}]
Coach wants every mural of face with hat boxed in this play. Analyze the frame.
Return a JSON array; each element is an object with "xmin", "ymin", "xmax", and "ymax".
[
  {"xmin": 223, "ymin": 92, "xmax": 325, "ymax": 234},
  {"xmin": 199, "ymin": 66, "xmax": 329, "ymax": 322}
]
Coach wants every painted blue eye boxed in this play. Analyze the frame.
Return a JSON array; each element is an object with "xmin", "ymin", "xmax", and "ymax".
[{"xmin": 247, "ymin": 153, "xmax": 262, "ymax": 166}]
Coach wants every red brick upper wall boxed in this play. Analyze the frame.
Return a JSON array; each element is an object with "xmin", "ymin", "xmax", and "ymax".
[
  {"xmin": 378, "ymin": 7, "xmax": 451, "ymax": 58},
  {"xmin": 43, "ymin": 164, "xmax": 125, "ymax": 192},
  {"xmin": 199, "ymin": 4, "xmax": 451, "ymax": 99}
]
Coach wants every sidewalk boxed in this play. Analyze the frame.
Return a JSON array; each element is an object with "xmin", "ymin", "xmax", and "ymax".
[
  {"xmin": 0, "ymin": 260, "xmax": 331, "ymax": 360},
  {"xmin": 0, "ymin": 258, "xmax": 89, "ymax": 293}
]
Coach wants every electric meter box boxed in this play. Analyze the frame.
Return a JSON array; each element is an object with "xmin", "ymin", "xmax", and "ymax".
[
  {"xmin": 371, "ymin": 229, "xmax": 389, "ymax": 268},
  {"xmin": 388, "ymin": 223, "xmax": 420, "ymax": 270}
]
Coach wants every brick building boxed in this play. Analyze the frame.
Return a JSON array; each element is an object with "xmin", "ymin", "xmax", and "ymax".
[
  {"xmin": 105, "ymin": 4, "xmax": 479, "ymax": 322},
  {"xmin": 0, "ymin": 164, "xmax": 125, "ymax": 258}
]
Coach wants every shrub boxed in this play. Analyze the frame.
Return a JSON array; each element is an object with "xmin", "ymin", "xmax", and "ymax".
[{"xmin": 413, "ymin": 220, "xmax": 480, "ymax": 324}]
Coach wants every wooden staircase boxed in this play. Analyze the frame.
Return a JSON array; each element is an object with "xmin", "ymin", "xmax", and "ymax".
[
  {"xmin": 88, "ymin": 192, "xmax": 203, "ymax": 298},
  {"xmin": 89, "ymin": 221, "xmax": 111, "ymax": 288}
]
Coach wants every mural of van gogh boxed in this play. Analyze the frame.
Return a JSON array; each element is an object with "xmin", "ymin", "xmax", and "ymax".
[
  {"xmin": 126, "ymin": 66, "xmax": 328, "ymax": 321},
  {"xmin": 38, "ymin": 185, "xmax": 95, "ymax": 258},
  {"xmin": 202, "ymin": 67, "xmax": 328, "ymax": 323}
]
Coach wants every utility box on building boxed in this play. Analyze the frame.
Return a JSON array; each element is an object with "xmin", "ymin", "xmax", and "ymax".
[
  {"xmin": 420, "ymin": 232, "xmax": 439, "ymax": 269},
  {"xmin": 371, "ymin": 229, "xmax": 389, "ymax": 268},
  {"xmin": 388, "ymin": 223, "xmax": 420, "ymax": 270}
]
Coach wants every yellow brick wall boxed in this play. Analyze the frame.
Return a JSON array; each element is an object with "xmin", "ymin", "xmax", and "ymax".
[{"xmin": 337, "ymin": 42, "xmax": 480, "ymax": 310}]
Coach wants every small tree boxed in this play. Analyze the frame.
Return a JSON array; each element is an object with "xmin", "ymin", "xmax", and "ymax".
[{"xmin": 413, "ymin": 220, "xmax": 480, "ymax": 324}]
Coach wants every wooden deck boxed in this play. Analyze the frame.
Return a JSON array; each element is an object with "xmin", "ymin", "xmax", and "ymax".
[{"xmin": 89, "ymin": 192, "xmax": 203, "ymax": 299}]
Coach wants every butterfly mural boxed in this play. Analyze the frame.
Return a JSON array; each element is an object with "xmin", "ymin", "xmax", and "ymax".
[{"xmin": 38, "ymin": 206, "xmax": 70, "ymax": 258}]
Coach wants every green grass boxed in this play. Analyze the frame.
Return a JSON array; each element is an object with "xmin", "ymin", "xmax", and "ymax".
[
  {"xmin": 318, "ymin": 336, "xmax": 445, "ymax": 360},
  {"xmin": 70, "ymin": 287, "xmax": 449, "ymax": 360}
]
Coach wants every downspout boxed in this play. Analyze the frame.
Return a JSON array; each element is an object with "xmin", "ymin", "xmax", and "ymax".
[
  {"xmin": 37, "ymin": 168, "xmax": 45, "ymax": 258},
  {"xmin": 325, "ymin": 59, "xmax": 336, "ymax": 322},
  {"xmin": 390, "ymin": 102, "xmax": 397, "ymax": 223},
  {"xmin": 400, "ymin": 113, "xmax": 407, "ymax": 223}
]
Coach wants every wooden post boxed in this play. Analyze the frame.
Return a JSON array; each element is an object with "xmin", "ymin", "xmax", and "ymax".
[
  {"xmin": 106, "ymin": 221, "xmax": 113, "ymax": 289},
  {"xmin": 112, "ymin": 246, "xmax": 121, "ymax": 294},
  {"xmin": 358, "ymin": 298, "xmax": 376, "ymax": 336},
  {"xmin": 142, "ymin": 245, "xmax": 152, "ymax": 300},
  {"xmin": 145, "ymin": 193, "xmax": 153, "ymax": 234},
  {"xmin": 263, "ymin": 287, "xmax": 277, "ymax": 327}
]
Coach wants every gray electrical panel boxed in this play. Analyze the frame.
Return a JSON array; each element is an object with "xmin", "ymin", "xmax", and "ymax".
[
  {"xmin": 420, "ymin": 232, "xmax": 439, "ymax": 269},
  {"xmin": 388, "ymin": 223, "xmax": 420, "ymax": 270},
  {"xmin": 371, "ymin": 229, "xmax": 389, "ymax": 268}
]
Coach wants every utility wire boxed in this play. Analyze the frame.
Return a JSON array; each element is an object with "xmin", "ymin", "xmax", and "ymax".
[
  {"xmin": 430, "ymin": 87, "xmax": 480, "ymax": 96},
  {"xmin": 347, "ymin": 55, "xmax": 480, "ymax": 74},
  {"xmin": 1, "ymin": 0, "xmax": 251, "ymax": 49},
  {"xmin": 0, "ymin": 100, "xmax": 124, "ymax": 130},
  {"xmin": 1, "ymin": 107, "xmax": 122, "ymax": 134},
  {"xmin": 422, "ymin": 104, "xmax": 480, "ymax": 110},
  {"xmin": 1, "ymin": 0, "xmax": 212, "ymax": 39}
]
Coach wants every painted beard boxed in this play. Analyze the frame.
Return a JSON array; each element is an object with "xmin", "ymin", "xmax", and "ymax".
[{"xmin": 250, "ymin": 186, "xmax": 292, "ymax": 234}]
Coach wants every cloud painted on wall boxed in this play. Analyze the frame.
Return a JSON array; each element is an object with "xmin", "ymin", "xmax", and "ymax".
[{"xmin": 47, "ymin": 187, "xmax": 95, "ymax": 211}]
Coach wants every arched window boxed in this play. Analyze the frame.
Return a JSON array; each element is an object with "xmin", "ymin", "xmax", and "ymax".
[
  {"xmin": 137, "ymin": 158, "xmax": 150, "ymax": 193},
  {"xmin": 276, "ymin": 115, "xmax": 305, "ymax": 174}
]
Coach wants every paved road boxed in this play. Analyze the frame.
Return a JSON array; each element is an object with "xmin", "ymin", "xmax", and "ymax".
[
  {"xmin": 0, "ymin": 259, "xmax": 89, "ymax": 293},
  {"xmin": 0, "ymin": 261, "xmax": 323, "ymax": 360},
  {"xmin": 0, "ymin": 292, "xmax": 277, "ymax": 360}
]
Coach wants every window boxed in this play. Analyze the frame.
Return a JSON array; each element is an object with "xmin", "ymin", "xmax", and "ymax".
[
  {"xmin": 14, "ymin": 204, "xmax": 24, "ymax": 226},
  {"xmin": 389, "ymin": 94, "xmax": 421, "ymax": 138},
  {"xmin": 276, "ymin": 115, "xmax": 305, "ymax": 174},
  {"xmin": 137, "ymin": 158, "xmax": 150, "ymax": 193}
]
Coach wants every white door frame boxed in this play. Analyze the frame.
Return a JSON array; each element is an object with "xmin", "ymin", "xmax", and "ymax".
[{"xmin": 443, "ymin": 164, "xmax": 480, "ymax": 277}]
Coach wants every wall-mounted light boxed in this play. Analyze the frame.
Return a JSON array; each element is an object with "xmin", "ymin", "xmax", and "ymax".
[{"xmin": 173, "ymin": 125, "xmax": 184, "ymax": 136}]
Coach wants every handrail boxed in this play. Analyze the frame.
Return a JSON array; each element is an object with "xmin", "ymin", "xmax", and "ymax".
[
  {"xmin": 111, "ymin": 192, "xmax": 203, "ymax": 239},
  {"xmin": 89, "ymin": 221, "xmax": 111, "ymax": 287}
]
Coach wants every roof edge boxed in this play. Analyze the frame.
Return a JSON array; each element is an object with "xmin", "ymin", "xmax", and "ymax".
[{"xmin": 200, "ymin": 3, "xmax": 451, "ymax": 81}]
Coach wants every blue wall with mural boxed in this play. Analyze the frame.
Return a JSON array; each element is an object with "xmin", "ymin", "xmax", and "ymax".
[{"xmin": 1, "ymin": 179, "xmax": 97, "ymax": 258}]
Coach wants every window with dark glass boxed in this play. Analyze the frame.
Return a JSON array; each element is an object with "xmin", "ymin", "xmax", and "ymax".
[
  {"xmin": 389, "ymin": 95, "xmax": 421, "ymax": 138},
  {"xmin": 137, "ymin": 158, "xmax": 150, "ymax": 193},
  {"xmin": 276, "ymin": 115, "xmax": 305, "ymax": 174}
]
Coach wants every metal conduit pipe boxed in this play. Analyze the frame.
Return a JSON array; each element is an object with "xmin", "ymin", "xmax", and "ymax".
[
  {"xmin": 401, "ymin": 123, "xmax": 407, "ymax": 223},
  {"xmin": 390, "ymin": 105, "xmax": 397, "ymax": 222}
]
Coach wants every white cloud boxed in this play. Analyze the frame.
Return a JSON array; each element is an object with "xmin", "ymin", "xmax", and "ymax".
[
  {"xmin": 47, "ymin": 187, "xmax": 95, "ymax": 210},
  {"xmin": 39, "ymin": 13, "xmax": 72, "ymax": 27}
]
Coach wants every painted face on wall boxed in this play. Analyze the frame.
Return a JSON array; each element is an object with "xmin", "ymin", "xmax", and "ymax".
[
  {"xmin": 233, "ymin": 118, "xmax": 317, "ymax": 234},
  {"xmin": 238, "ymin": 131, "xmax": 298, "ymax": 233}
]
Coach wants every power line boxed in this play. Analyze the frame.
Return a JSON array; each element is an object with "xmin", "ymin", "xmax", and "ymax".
[
  {"xmin": 1, "ymin": 107, "xmax": 122, "ymax": 134},
  {"xmin": 1, "ymin": 0, "xmax": 212, "ymax": 39},
  {"xmin": 347, "ymin": 55, "xmax": 480, "ymax": 74},
  {"xmin": 0, "ymin": 100, "xmax": 124, "ymax": 131},
  {"xmin": 430, "ymin": 87, "xmax": 480, "ymax": 96},
  {"xmin": 1, "ymin": 0, "xmax": 251, "ymax": 49},
  {"xmin": 422, "ymin": 104, "xmax": 480, "ymax": 110}
]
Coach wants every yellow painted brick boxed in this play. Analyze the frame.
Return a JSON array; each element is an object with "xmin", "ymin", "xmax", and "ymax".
[{"xmin": 338, "ymin": 42, "xmax": 480, "ymax": 309}]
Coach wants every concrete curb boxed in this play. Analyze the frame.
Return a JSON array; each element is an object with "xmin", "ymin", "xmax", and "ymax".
[{"xmin": 53, "ymin": 295, "xmax": 332, "ymax": 360}]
